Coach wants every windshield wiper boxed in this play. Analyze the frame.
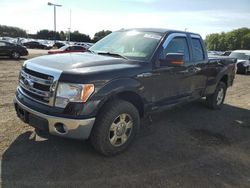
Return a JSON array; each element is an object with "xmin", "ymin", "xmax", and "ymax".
[{"xmin": 97, "ymin": 52, "xmax": 128, "ymax": 60}]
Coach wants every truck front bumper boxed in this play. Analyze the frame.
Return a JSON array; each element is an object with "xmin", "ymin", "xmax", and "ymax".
[{"xmin": 14, "ymin": 97, "xmax": 95, "ymax": 140}]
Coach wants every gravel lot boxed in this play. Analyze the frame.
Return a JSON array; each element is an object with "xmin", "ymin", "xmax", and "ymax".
[{"xmin": 0, "ymin": 51, "xmax": 250, "ymax": 187}]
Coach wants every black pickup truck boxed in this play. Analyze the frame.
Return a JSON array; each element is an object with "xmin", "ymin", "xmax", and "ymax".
[{"xmin": 14, "ymin": 28, "xmax": 236, "ymax": 155}]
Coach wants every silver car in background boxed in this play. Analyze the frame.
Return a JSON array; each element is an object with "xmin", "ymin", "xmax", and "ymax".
[{"xmin": 230, "ymin": 50, "xmax": 250, "ymax": 74}]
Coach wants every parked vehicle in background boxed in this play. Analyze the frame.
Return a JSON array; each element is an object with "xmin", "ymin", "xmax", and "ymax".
[
  {"xmin": 39, "ymin": 40, "xmax": 54, "ymax": 49},
  {"xmin": 221, "ymin": 51, "xmax": 232, "ymax": 56},
  {"xmin": 22, "ymin": 41, "xmax": 51, "ymax": 49},
  {"xmin": 0, "ymin": 40, "xmax": 28, "ymax": 59},
  {"xmin": 53, "ymin": 42, "xmax": 66, "ymax": 49},
  {"xmin": 229, "ymin": 50, "xmax": 250, "ymax": 74},
  {"xmin": 48, "ymin": 45, "xmax": 87, "ymax": 54},
  {"xmin": 14, "ymin": 28, "xmax": 236, "ymax": 156},
  {"xmin": 208, "ymin": 51, "xmax": 223, "ymax": 56},
  {"xmin": 75, "ymin": 42, "xmax": 91, "ymax": 49}
]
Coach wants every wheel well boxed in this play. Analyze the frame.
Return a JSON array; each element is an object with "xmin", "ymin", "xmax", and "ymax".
[
  {"xmin": 220, "ymin": 75, "xmax": 228, "ymax": 87},
  {"xmin": 116, "ymin": 91, "xmax": 144, "ymax": 117}
]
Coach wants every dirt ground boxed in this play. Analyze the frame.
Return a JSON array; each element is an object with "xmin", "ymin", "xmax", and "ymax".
[{"xmin": 0, "ymin": 52, "xmax": 250, "ymax": 187}]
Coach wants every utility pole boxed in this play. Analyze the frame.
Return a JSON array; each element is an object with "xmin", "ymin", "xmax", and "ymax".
[
  {"xmin": 68, "ymin": 9, "xmax": 71, "ymax": 42},
  {"xmin": 48, "ymin": 2, "xmax": 62, "ymax": 43}
]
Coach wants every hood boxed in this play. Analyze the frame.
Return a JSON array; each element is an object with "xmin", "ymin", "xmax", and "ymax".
[
  {"xmin": 236, "ymin": 59, "xmax": 250, "ymax": 66},
  {"xmin": 24, "ymin": 52, "xmax": 140, "ymax": 74},
  {"xmin": 237, "ymin": 59, "xmax": 247, "ymax": 63}
]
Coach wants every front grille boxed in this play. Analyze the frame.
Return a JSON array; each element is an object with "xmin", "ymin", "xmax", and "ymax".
[{"xmin": 19, "ymin": 68, "xmax": 54, "ymax": 105}]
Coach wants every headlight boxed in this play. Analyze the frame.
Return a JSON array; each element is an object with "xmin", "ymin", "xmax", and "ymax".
[{"xmin": 55, "ymin": 83, "xmax": 94, "ymax": 108}]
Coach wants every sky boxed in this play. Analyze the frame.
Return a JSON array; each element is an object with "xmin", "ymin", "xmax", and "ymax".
[{"xmin": 0, "ymin": 0, "xmax": 250, "ymax": 38}]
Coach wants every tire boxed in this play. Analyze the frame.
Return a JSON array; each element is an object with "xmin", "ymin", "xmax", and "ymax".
[
  {"xmin": 243, "ymin": 66, "xmax": 248, "ymax": 74},
  {"xmin": 11, "ymin": 51, "xmax": 20, "ymax": 59},
  {"xmin": 206, "ymin": 82, "xmax": 227, "ymax": 110},
  {"xmin": 237, "ymin": 66, "xmax": 248, "ymax": 74},
  {"xmin": 90, "ymin": 99, "xmax": 140, "ymax": 156}
]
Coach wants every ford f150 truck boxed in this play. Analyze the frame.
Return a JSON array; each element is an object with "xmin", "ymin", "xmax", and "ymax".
[{"xmin": 14, "ymin": 28, "xmax": 236, "ymax": 156}]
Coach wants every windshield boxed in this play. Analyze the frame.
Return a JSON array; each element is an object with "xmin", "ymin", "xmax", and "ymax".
[
  {"xmin": 89, "ymin": 30, "xmax": 163, "ymax": 61},
  {"xmin": 229, "ymin": 52, "xmax": 249, "ymax": 60},
  {"xmin": 59, "ymin": 45, "xmax": 69, "ymax": 50}
]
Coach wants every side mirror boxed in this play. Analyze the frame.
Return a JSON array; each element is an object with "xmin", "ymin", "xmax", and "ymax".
[{"xmin": 160, "ymin": 53, "xmax": 184, "ymax": 67}]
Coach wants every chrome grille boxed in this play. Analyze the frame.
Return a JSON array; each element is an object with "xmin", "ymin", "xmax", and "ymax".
[{"xmin": 19, "ymin": 68, "xmax": 55, "ymax": 105}]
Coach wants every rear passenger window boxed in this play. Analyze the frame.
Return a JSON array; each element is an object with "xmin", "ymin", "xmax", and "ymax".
[
  {"xmin": 191, "ymin": 38, "xmax": 204, "ymax": 61},
  {"xmin": 164, "ymin": 37, "xmax": 190, "ymax": 62},
  {"xmin": 75, "ymin": 46, "xmax": 84, "ymax": 50}
]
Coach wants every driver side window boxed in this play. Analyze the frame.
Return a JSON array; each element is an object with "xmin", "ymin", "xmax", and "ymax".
[{"xmin": 162, "ymin": 37, "xmax": 190, "ymax": 62}]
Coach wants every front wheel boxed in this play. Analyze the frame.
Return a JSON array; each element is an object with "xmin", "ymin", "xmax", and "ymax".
[
  {"xmin": 11, "ymin": 51, "xmax": 20, "ymax": 59},
  {"xmin": 206, "ymin": 82, "xmax": 227, "ymax": 110},
  {"xmin": 90, "ymin": 99, "xmax": 140, "ymax": 156}
]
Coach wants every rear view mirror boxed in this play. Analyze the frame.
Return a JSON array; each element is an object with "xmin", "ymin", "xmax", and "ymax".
[{"xmin": 160, "ymin": 53, "xmax": 184, "ymax": 67}]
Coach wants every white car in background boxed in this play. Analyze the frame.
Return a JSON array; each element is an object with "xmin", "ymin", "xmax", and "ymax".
[{"xmin": 229, "ymin": 50, "xmax": 250, "ymax": 74}]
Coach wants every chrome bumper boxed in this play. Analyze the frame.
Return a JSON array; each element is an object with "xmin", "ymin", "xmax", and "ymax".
[{"xmin": 14, "ymin": 97, "xmax": 95, "ymax": 140}]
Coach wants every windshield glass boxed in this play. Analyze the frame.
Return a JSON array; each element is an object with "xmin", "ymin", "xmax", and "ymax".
[
  {"xmin": 229, "ymin": 52, "xmax": 249, "ymax": 60},
  {"xmin": 89, "ymin": 30, "xmax": 163, "ymax": 61},
  {"xmin": 59, "ymin": 45, "xmax": 69, "ymax": 50}
]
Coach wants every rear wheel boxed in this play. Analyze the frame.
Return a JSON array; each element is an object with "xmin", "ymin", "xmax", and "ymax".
[
  {"xmin": 90, "ymin": 99, "xmax": 140, "ymax": 156},
  {"xmin": 206, "ymin": 82, "xmax": 227, "ymax": 110},
  {"xmin": 11, "ymin": 51, "xmax": 20, "ymax": 59},
  {"xmin": 243, "ymin": 66, "xmax": 248, "ymax": 74},
  {"xmin": 237, "ymin": 66, "xmax": 248, "ymax": 74}
]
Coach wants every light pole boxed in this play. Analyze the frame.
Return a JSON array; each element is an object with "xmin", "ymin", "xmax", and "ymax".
[
  {"xmin": 68, "ymin": 9, "xmax": 71, "ymax": 42},
  {"xmin": 48, "ymin": 2, "xmax": 62, "ymax": 43}
]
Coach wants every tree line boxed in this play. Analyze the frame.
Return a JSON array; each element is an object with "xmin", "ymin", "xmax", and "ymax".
[
  {"xmin": 2, "ymin": 24, "xmax": 250, "ymax": 50},
  {"xmin": 0, "ymin": 25, "xmax": 111, "ymax": 42},
  {"xmin": 205, "ymin": 27, "xmax": 250, "ymax": 51}
]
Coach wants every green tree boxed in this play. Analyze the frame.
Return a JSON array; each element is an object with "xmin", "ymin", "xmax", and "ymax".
[
  {"xmin": 60, "ymin": 31, "xmax": 66, "ymax": 41},
  {"xmin": 242, "ymin": 33, "xmax": 250, "ymax": 49},
  {"xmin": 70, "ymin": 31, "xmax": 91, "ymax": 42},
  {"xmin": 0, "ymin": 25, "xmax": 27, "ymax": 37},
  {"xmin": 205, "ymin": 33, "xmax": 220, "ymax": 50},
  {"xmin": 205, "ymin": 27, "xmax": 250, "ymax": 51},
  {"xmin": 36, "ymin": 30, "xmax": 60, "ymax": 40},
  {"xmin": 93, "ymin": 30, "xmax": 112, "ymax": 42}
]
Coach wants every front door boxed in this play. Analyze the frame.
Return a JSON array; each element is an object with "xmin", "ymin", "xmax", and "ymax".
[{"xmin": 149, "ymin": 33, "xmax": 195, "ymax": 110}]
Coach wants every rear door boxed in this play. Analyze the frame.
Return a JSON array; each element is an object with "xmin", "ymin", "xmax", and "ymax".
[{"xmin": 188, "ymin": 35, "xmax": 209, "ymax": 98}]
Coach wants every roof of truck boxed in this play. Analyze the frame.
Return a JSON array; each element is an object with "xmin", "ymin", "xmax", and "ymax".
[{"xmin": 118, "ymin": 28, "xmax": 200, "ymax": 36}]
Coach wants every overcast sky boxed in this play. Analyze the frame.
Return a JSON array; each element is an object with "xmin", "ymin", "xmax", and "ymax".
[{"xmin": 0, "ymin": 0, "xmax": 250, "ymax": 38}]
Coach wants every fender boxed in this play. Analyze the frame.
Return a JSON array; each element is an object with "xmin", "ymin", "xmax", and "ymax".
[
  {"xmin": 94, "ymin": 77, "xmax": 142, "ymax": 101},
  {"xmin": 205, "ymin": 66, "xmax": 230, "ymax": 96},
  {"xmin": 81, "ymin": 77, "xmax": 143, "ymax": 117}
]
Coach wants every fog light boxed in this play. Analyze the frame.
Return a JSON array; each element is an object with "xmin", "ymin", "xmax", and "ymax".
[{"xmin": 54, "ymin": 123, "xmax": 67, "ymax": 134}]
